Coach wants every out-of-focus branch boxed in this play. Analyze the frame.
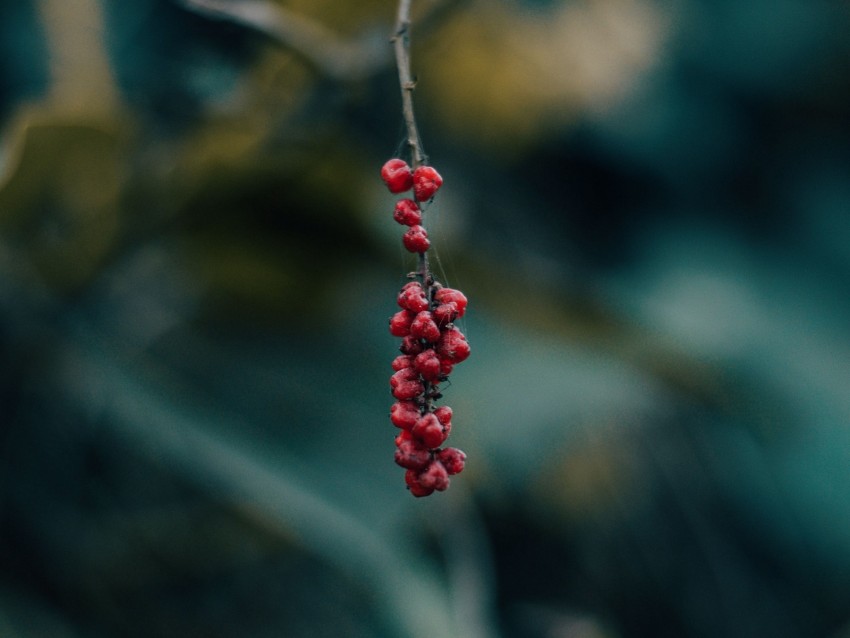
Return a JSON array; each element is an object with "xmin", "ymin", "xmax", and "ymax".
[
  {"xmin": 177, "ymin": 0, "xmax": 387, "ymax": 81},
  {"xmin": 38, "ymin": 0, "xmax": 119, "ymax": 114},
  {"xmin": 177, "ymin": 0, "xmax": 464, "ymax": 82}
]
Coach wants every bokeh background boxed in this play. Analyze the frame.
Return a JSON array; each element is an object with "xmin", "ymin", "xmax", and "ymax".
[{"xmin": 1, "ymin": 0, "xmax": 850, "ymax": 636}]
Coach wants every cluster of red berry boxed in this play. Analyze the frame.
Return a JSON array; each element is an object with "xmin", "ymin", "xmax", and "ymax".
[{"xmin": 381, "ymin": 158, "xmax": 470, "ymax": 497}]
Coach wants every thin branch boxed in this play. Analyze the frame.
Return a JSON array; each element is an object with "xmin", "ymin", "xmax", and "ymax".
[{"xmin": 392, "ymin": 0, "xmax": 426, "ymax": 168}]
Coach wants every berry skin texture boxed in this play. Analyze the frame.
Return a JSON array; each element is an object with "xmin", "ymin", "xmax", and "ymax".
[
  {"xmin": 434, "ymin": 287, "xmax": 468, "ymax": 317},
  {"xmin": 405, "ymin": 470, "xmax": 435, "ymax": 498},
  {"xmin": 437, "ymin": 326, "xmax": 471, "ymax": 363},
  {"xmin": 433, "ymin": 405, "xmax": 452, "ymax": 425},
  {"xmin": 433, "ymin": 405, "xmax": 452, "ymax": 440},
  {"xmin": 392, "ymin": 380, "xmax": 424, "ymax": 401},
  {"xmin": 439, "ymin": 359, "xmax": 454, "ymax": 377},
  {"xmin": 412, "ymin": 413, "xmax": 448, "ymax": 449},
  {"xmin": 432, "ymin": 302, "xmax": 459, "ymax": 326},
  {"xmin": 399, "ymin": 335, "xmax": 424, "ymax": 356},
  {"xmin": 393, "ymin": 199, "xmax": 422, "ymax": 226},
  {"xmin": 402, "ymin": 225, "xmax": 430, "ymax": 253},
  {"xmin": 396, "ymin": 440, "xmax": 432, "ymax": 471},
  {"xmin": 397, "ymin": 282, "xmax": 430, "ymax": 313},
  {"xmin": 437, "ymin": 447, "xmax": 466, "ymax": 475},
  {"xmin": 390, "ymin": 369, "xmax": 424, "ymax": 400},
  {"xmin": 410, "ymin": 311, "xmax": 441, "ymax": 343},
  {"xmin": 413, "ymin": 349, "xmax": 442, "ymax": 383},
  {"xmin": 390, "ymin": 367, "xmax": 418, "ymax": 386},
  {"xmin": 389, "ymin": 310, "xmax": 415, "ymax": 337},
  {"xmin": 391, "ymin": 354, "xmax": 415, "ymax": 371},
  {"xmin": 413, "ymin": 166, "xmax": 443, "ymax": 201},
  {"xmin": 390, "ymin": 400, "xmax": 421, "ymax": 430},
  {"xmin": 418, "ymin": 460, "xmax": 450, "ymax": 491},
  {"xmin": 381, "ymin": 159, "xmax": 414, "ymax": 194}
]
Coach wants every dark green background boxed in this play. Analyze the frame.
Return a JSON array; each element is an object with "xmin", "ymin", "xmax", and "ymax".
[{"xmin": 1, "ymin": 1, "xmax": 849, "ymax": 636}]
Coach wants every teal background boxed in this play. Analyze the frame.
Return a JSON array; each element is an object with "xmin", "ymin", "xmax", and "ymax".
[{"xmin": 1, "ymin": 1, "xmax": 849, "ymax": 637}]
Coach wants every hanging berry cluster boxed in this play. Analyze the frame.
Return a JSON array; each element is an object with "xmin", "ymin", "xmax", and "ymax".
[{"xmin": 382, "ymin": 159, "xmax": 470, "ymax": 497}]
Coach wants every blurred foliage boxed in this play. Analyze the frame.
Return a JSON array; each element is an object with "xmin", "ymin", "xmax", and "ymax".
[{"xmin": 1, "ymin": 0, "xmax": 850, "ymax": 637}]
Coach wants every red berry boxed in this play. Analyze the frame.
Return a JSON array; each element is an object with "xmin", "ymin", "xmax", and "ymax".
[
  {"xmin": 434, "ymin": 287, "xmax": 467, "ymax": 317},
  {"xmin": 433, "ymin": 405, "xmax": 452, "ymax": 425},
  {"xmin": 433, "ymin": 405, "xmax": 452, "ymax": 439},
  {"xmin": 399, "ymin": 335, "xmax": 424, "ymax": 355},
  {"xmin": 389, "ymin": 310, "xmax": 415, "ymax": 337},
  {"xmin": 390, "ymin": 369, "xmax": 424, "ymax": 400},
  {"xmin": 391, "ymin": 354, "xmax": 415, "ymax": 371},
  {"xmin": 437, "ymin": 326, "xmax": 470, "ymax": 363},
  {"xmin": 405, "ymin": 470, "xmax": 435, "ymax": 497},
  {"xmin": 413, "ymin": 349, "xmax": 441, "ymax": 382},
  {"xmin": 381, "ymin": 159, "xmax": 413, "ymax": 194},
  {"xmin": 390, "ymin": 367, "xmax": 416, "ymax": 387},
  {"xmin": 392, "ymin": 380, "xmax": 424, "ymax": 400},
  {"xmin": 418, "ymin": 460, "xmax": 450, "ymax": 491},
  {"xmin": 432, "ymin": 302, "xmax": 459, "ymax": 326},
  {"xmin": 408, "ymin": 483, "xmax": 434, "ymax": 497},
  {"xmin": 397, "ymin": 282, "xmax": 430, "ymax": 312},
  {"xmin": 412, "ymin": 166, "xmax": 443, "ymax": 201},
  {"xmin": 395, "ymin": 439, "xmax": 431, "ymax": 470},
  {"xmin": 410, "ymin": 311, "xmax": 441, "ymax": 343},
  {"xmin": 402, "ymin": 225, "xmax": 430, "ymax": 253},
  {"xmin": 412, "ymin": 413, "xmax": 448, "ymax": 449},
  {"xmin": 439, "ymin": 359, "xmax": 454, "ymax": 376},
  {"xmin": 390, "ymin": 400, "xmax": 421, "ymax": 430},
  {"xmin": 393, "ymin": 199, "xmax": 422, "ymax": 226},
  {"xmin": 437, "ymin": 447, "xmax": 466, "ymax": 475}
]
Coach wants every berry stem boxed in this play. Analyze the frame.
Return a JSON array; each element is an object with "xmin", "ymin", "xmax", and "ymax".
[
  {"xmin": 393, "ymin": 0, "xmax": 426, "ymax": 170},
  {"xmin": 393, "ymin": 0, "xmax": 434, "ymax": 414}
]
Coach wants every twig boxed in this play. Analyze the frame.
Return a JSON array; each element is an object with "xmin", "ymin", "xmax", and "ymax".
[{"xmin": 392, "ymin": 0, "xmax": 427, "ymax": 169}]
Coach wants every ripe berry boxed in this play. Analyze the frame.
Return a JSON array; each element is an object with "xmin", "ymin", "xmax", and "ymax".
[
  {"xmin": 413, "ymin": 166, "xmax": 443, "ymax": 201},
  {"xmin": 389, "ymin": 310, "xmax": 415, "ymax": 337},
  {"xmin": 390, "ymin": 400, "xmax": 421, "ymax": 430},
  {"xmin": 437, "ymin": 326, "xmax": 470, "ymax": 363},
  {"xmin": 418, "ymin": 460, "xmax": 450, "ymax": 491},
  {"xmin": 397, "ymin": 281, "xmax": 430, "ymax": 313},
  {"xmin": 392, "ymin": 380, "xmax": 424, "ymax": 400},
  {"xmin": 437, "ymin": 447, "xmax": 466, "ymax": 475},
  {"xmin": 395, "ymin": 440, "xmax": 431, "ymax": 471},
  {"xmin": 405, "ymin": 470, "xmax": 435, "ymax": 497},
  {"xmin": 393, "ymin": 199, "xmax": 422, "ymax": 226},
  {"xmin": 381, "ymin": 159, "xmax": 414, "ymax": 193},
  {"xmin": 412, "ymin": 413, "xmax": 448, "ymax": 449},
  {"xmin": 390, "ymin": 369, "xmax": 424, "ymax": 400},
  {"xmin": 391, "ymin": 354, "xmax": 415, "ymax": 371},
  {"xmin": 413, "ymin": 349, "xmax": 441, "ymax": 382},
  {"xmin": 433, "ymin": 405, "xmax": 452, "ymax": 425},
  {"xmin": 439, "ymin": 359, "xmax": 454, "ymax": 377},
  {"xmin": 410, "ymin": 311, "xmax": 441, "ymax": 343},
  {"xmin": 433, "ymin": 405, "xmax": 452, "ymax": 439},
  {"xmin": 390, "ymin": 367, "xmax": 417, "ymax": 388},
  {"xmin": 399, "ymin": 335, "xmax": 424, "ymax": 355},
  {"xmin": 432, "ymin": 302, "xmax": 459, "ymax": 326},
  {"xmin": 402, "ymin": 225, "xmax": 430, "ymax": 253},
  {"xmin": 434, "ymin": 287, "xmax": 467, "ymax": 317}
]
